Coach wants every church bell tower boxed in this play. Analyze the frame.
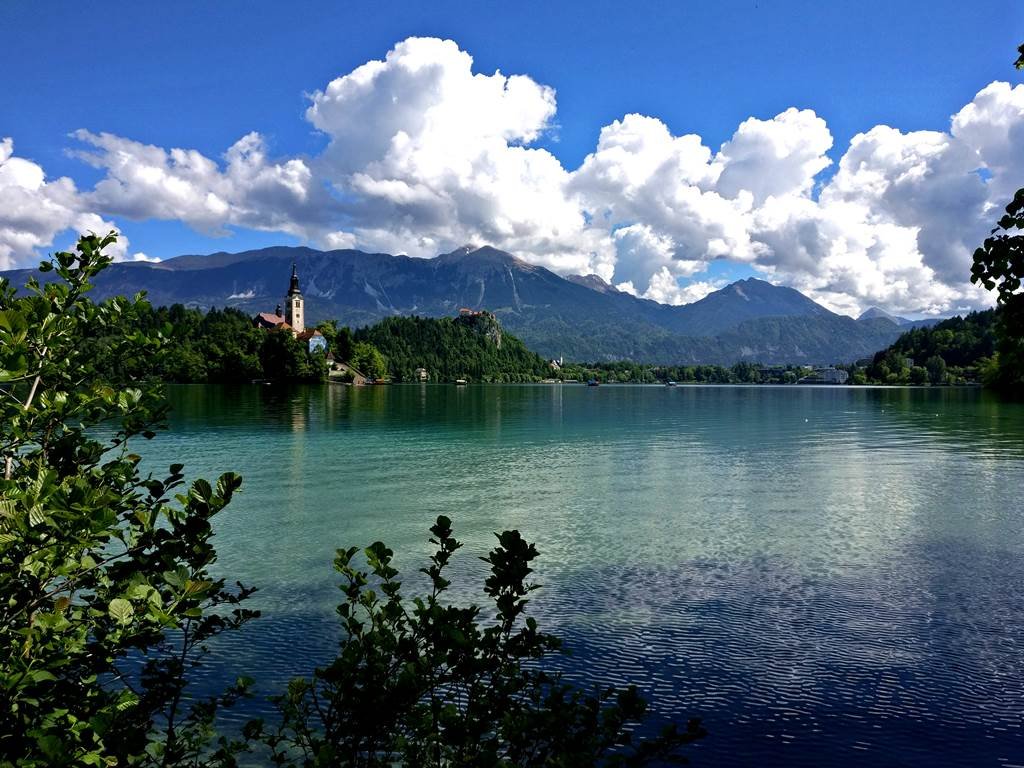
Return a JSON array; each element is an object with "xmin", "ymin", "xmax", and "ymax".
[{"xmin": 285, "ymin": 263, "xmax": 304, "ymax": 333}]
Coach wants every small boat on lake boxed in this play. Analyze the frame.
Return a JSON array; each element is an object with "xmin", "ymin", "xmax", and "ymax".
[
  {"xmin": 666, "ymin": 380, "xmax": 677, "ymax": 387},
  {"xmin": 587, "ymin": 379, "xmax": 599, "ymax": 387},
  {"xmin": 455, "ymin": 379, "xmax": 468, "ymax": 386}
]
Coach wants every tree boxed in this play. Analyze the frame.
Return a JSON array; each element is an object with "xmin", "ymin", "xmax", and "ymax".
[
  {"xmin": 334, "ymin": 326, "xmax": 354, "ymax": 363},
  {"xmin": 925, "ymin": 354, "xmax": 947, "ymax": 385},
  {"xmin": 259, "ymin": 328, "xmax": 316, "ymax": 381},
  {"xmin": 970, "ymin": 44, "xmax": 1024, "ymax": 393},
  {"xmin": 350, "ymin": 341, "xmax": 387, "ymax": 380},
  {"xmin": 315, "ymin": 319, "xmax": 338, "ymax": 340},
  {"xmin": 258, "ymin": 516, "xmax": 704, "ymax": 766},
  {"xmin": 0, "ymin": 234, "xmax": 257, "ymax": 766}
]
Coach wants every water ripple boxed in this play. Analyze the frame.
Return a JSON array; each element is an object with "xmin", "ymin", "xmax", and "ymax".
[{"xmin": 142, "ymin": 385, "xmax": 1024, "ymax": 766}]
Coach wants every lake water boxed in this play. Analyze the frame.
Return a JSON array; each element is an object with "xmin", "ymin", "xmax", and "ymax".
[{"xmin": 148, "ymin": 384, "xmax": 1024, "ymax": 767}]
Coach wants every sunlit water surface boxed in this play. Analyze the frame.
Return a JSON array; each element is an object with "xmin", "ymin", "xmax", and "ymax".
[{"xmin": 143, "ymin": 384, "xmax": 1024, "ymax": 767}]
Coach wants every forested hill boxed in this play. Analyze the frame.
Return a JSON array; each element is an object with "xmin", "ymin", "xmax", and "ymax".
[
  {"xmin": 863, "ymin": 309, "xmax": 998, "ymax": 383},
  {"xmin": 354, "ymin": 312, "xmax": 550, "ymax": 382}
]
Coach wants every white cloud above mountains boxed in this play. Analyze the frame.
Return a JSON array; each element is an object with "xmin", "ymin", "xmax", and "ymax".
[
  {"xmin": 0, "ymin": 137, "xmax": 130, "ymax": 268},
  {"xmin": 72, "ymin": 130, "xmax": 334, "ymax": 240},
  {"xmin": 305, "ymin": 37, "xmax": 594, "ymax": 273},
  {"xmin": 1, "ymin": 36, "xmax": 1022, "ymax": 316}
]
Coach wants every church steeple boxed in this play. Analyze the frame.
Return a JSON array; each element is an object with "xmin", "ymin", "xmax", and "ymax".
[{"xmin": 284, "ymin": 263, "xmax": 305, "ymax": 332}]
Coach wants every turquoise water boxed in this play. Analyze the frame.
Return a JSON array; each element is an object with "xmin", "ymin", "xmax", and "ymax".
[{"xmin": 149, "ymin": 384, "xmax": 1024, "ymax": 766}]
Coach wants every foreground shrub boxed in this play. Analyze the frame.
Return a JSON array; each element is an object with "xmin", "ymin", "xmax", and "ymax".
[
  {"xmin": 257, "ymin": 516, "xmax": 705, "ymax": 766},
  {"xmin": 0, "ymin": 233, "xmax": 257, "ymax": 767}
]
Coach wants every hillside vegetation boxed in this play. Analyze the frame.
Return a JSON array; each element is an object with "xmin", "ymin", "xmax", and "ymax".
[
  {"xmin": 355, "ymin": 312, "xmax": 550, "ymax": 382},
  {"xmin": 82, "ymin": 303, "xmax": 323, "ymax": 383},
  {"xmin": 862, "ymin": 310, "xmax": 997, "ymax": 384},
  {"xmin": 78, "ymin": 296, "xmax": 1005, "ymax": 388}
]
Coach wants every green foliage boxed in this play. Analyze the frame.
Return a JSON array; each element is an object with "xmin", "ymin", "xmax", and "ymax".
[
  {"xmin": 971, "ymin": 190, "xmax": 1024, "ymax": 392},
  {"xmin": 908, "ymin": 366, "xmax": 928, "ymax": 385},
  {"xmin": 925, "ymin": 355, "xmax": 947, "ymax": 385},
  {"xmin": 259, "ymin": 328, "xmax": 318, "ymax": 382},
  {"xmin": 349, "ymin": 341, "xmax": 388, "ymax": 380},
  {"xmin": 333, "ymin": 326, "xmax": 354, "ymax": 364},
  {"xmin": 354, "ymin": 313, "xmax": 550, "ymax": 383},
  {"xmin": 0, "ymin": 234, "xmax": 257, "ymax": 766},
  {"xmin": 81, "ymin": 302, "xmax": 324, "ymax": 384},
  {"xmin": 966, "ymin": 43, "xmax": 1024, "ymax": 394},
  {"xmin": 555, "ymin": 360, "xmax": 804, "ymax": 384},
  {"xmin": 256, "ymin": 516, "xmax": 704, "ymax": 767},
  {"xmin": 863, "ymin": 311, "xmax": 997, "ymax": 384},
  {"xmin": 82, "ymin": 303, "xmax": 265, "ymax": 384},
  {"xmin": 73, "ymin": 296, "xmax": 912, "ymax": 387}
]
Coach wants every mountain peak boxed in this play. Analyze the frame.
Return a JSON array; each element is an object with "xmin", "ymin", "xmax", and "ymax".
[
  {"xmin": 566, "ymin": 273, "xmax": 621, "ymax": 294},
  {"xmin": 438, "ymin": 244, "xmax": 512, "ymax": 261},
  {"xmin": 434, "ymin": 244, "xmax": 537, "ymax": 272},
  {"xmin": 859, "ymin": 306, "xmax": 907, "ymax": 325}
]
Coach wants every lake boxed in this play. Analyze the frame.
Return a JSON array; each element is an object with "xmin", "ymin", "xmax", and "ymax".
[{"xmin": 147, "ymin": 384, "xmax": 1024, "ymax": 767}]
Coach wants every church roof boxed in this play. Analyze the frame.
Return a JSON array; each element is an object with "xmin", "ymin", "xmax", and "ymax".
[
  {"xmin": 254, "ymin": 312, "xmax": 289, "ymax": 329},
  {"xmin": 287, "ymin": 263, "xmax": 302, "ymax": 296}
]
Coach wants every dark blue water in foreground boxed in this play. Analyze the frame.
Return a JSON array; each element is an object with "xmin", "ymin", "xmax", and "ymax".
[{"xmin": 145, "ymin": 384, "xmax": 1024, "ymax": 766}]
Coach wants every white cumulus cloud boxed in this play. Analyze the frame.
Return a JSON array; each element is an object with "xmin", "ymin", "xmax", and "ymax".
[
  {"xmin": 0, "ymin": 137, "xmax": 142, "ymax": 269},
  {"xmin": 72, "ymin": 130, "xmax": 333, "ymax": 240},
  {"xmin": 715, "ymin": 107, "xmax": 833, "ymax": 203},
  {"xmin": 305, "ymin": 36, "xmax": 597, "ymax": 273},
  {"xmin": 3, "ymin": 38, "xmax": 1023, "ymax": 318}
]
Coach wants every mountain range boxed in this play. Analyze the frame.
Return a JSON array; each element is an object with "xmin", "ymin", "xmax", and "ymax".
[{"xmin": 1, "ymin": 245, "xmax": 939, "ymax": 364}]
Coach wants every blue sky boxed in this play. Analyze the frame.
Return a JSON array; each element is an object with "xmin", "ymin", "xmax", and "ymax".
[{"xmin": 2, "ymin": 1, "xmax": 1022, "ymax": 314}]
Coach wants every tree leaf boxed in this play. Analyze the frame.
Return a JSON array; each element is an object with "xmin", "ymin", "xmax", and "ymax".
[{"xmin": 108, "ymin": 598, "xmax": 133, "ymax": 625}]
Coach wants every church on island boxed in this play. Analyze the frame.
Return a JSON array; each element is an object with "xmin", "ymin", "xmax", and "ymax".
[{"xmin": 252, "ymin": 264, "xmax": 327, "ymax": 353}]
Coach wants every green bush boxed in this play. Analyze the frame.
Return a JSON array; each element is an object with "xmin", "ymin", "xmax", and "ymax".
[
  {"xmin": 257, "ymin": 516, "xmax": 705, "ymax": 766},
  {"xmin": 0, "ymin": 233, "xmax": 257, "ymax": 766}
]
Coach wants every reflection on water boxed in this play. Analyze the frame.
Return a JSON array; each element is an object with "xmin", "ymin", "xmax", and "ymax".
[{"xmin": 145, "ymin": 384, "xmax": 1024, "ymax": 767}]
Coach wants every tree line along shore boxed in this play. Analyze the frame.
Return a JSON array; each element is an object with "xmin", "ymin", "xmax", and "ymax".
[{"xmin": 80, "ymin": 298, "xmax": 1004, "ymax": 388}]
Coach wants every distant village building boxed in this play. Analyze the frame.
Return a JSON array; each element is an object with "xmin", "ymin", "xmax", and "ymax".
[
  {"xmin": 795, "ymin": 366, "xmax": 849, "ymax": 384},
  {"xmin": 414, "ymin": 367, "xmax": 429, "ymax": 381},
  {"xmin": 803, "ymin": 367, "xmax": 849, "ymax": 384},
  {"xmin": 820, "ymin": 367, "xmax": 849, "ymax": 384},
  {"xmin": 297, "ymin": 328, "xmax": 327, "ymax": 353}
]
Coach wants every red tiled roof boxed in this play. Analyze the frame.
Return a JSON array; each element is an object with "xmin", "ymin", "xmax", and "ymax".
[{"xmin": 253, "ymin": 313, "xmax": 289, "ymax": 329}]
